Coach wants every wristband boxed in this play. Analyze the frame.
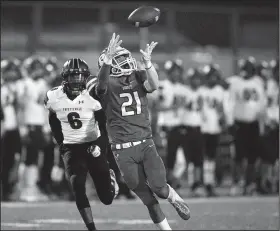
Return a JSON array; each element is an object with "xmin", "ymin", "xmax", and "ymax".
[
  {"xmin": 103, "ymin": 55, "xmax": 112, "ymax": 65},
  {"xmin": 144, "ymin": 61, "xmax": 152, "ymax": 70}
]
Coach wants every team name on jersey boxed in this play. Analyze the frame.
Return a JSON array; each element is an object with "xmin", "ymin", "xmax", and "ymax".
[{"xmin": 63, "ymin": 107, "xmax": 82, "ymax": 112}]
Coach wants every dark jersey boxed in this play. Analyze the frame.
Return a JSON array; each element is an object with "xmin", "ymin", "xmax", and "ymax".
[{"xmin": 94, "ymin": 70, "xmax": 152, "ymax": 144}]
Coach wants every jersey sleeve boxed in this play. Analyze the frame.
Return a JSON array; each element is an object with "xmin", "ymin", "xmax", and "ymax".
[
  {"xmin": 93, "ymin": 100, "xmax": 102, "ymax": 111},
  {"xmin": 135, "ymin": 70, "xmax": 151, "ymax": 93},
  {"xmin": 44, "ymin": 88, "xmax": 58, "ymax": 112}
]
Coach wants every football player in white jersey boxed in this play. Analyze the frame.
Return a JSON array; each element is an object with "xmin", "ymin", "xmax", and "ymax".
[
  {"xmin": 36, "ymin": 56, "xmax": 64, "ymax": 199},
  {"xmin": 159, "ymin": 60, "xmax": 186, "ymax": 188},
  {"xmin": 45, "ymin": 58, "xmax": 118, "ymax": 231},
  {"xmin": 180, "ymin": 68, "xmax": 204, "ymax": 196},
  {"xmin": 1, "ymin": 59, "xmax": 23, "ymax": 201},
  {"xmin": 18, "ymin": 56, "xmax": 50, "ymax": 201},
  {"xmin": 200, "ymin": 64, "xmax": 229, "ymax": 196},
  {"xmin": 228, "ymin": 57, "xmax": 267, "ymax": 195},
  {"xmin": 258, "ymin": 60, "xmax": 279, "ymax": 194}
]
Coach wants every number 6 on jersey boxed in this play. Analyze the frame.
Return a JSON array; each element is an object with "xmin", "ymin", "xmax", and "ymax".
[{"xmin": 120, "ymin": 91, "xmax": 141, "ymax": 116}]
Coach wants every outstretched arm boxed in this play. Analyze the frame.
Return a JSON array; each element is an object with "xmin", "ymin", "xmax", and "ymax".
[
  {"xmin": 140, "ymin": 42, "xmax": 159, "ymax": 93},
  {"xmin": 96, "ymin": 33, "xmax": 122, "ymax": 97}
]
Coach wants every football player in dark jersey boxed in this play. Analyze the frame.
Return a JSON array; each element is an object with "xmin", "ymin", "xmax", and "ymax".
[{"xmin": 91, "ymin": 33, "xmax": 190, "ymax": 230}]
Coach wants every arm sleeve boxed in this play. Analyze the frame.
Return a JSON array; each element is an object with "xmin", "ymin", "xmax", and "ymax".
[
  {"xmin": 95, "ymin": 109, "xmax": 108, "ymax": 138},
  {"xmin": 49, "ymin": 110, "xmax": 64, "ymax": 146},
  {"xmin": 0, "ymin": 104, "xmax": 4, "ymax": 121},
  {"xmin": 96, "ymin": 64, "xmax": 111, "ymax": 97}
]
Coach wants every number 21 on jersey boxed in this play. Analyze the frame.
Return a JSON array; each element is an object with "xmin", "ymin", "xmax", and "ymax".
[{"xmin": 120, "ymin": 91, "xmax": 141, "ymax": 116}]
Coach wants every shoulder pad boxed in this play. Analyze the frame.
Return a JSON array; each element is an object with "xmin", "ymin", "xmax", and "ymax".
[{"xmin": 45, "ymin": 86, "xmax": 63, "ymax": 107}]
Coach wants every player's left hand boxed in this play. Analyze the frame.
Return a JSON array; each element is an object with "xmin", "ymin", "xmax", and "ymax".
[{"xmin": 140, "ymin": 41, "xmax": 158, "ymax": 67}]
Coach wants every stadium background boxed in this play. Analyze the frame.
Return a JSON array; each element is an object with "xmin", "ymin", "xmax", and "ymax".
[{"xmin": 1, "ymin": 1, "xmax": 279, "ymax": 230}]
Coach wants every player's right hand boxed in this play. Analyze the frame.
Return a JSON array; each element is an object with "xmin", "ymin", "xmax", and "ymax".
[{"xmin": 104, "ymin": 33, "xmax": 123, "ymax": 61}]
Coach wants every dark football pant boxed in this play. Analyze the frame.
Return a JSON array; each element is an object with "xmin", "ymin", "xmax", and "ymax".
[
  {"xmin": 233, "ymin": 120, "xmax": 261, "ymax": 186},
  {"xmin": 261, "ymin": 127, "xmax": 279, "ymax": 164},
  {"xmin": 61, "ymin": 137, "xmax": 115, "ymax": 209},
  {"xmin": 165, "ymin": 125, "xmax": 189, "ymax": 172},
  {"xmin": 234, "ymin": 120, "xmax": 261, "ymax": 164},
  {"xmin": 203, "ymin": 133, "xmax": 220, "ymax": 160},
  {"xmin": 1, "ymin": 129, "xmax": 22, "ymax": 199},
  {"xmin": 111, "ymin": 138, "xmax": 168, "ymax": 205},
  {"xmin": 24, "ymin": 125, "xmax": 46, "ymax": 166},
  {"xmin": 166, "ymin": 126, "xmax": 204, "ymax": 170},
  {"xmin": 38, "ymin": 140, "xmax": 55, "ymax": 194}
]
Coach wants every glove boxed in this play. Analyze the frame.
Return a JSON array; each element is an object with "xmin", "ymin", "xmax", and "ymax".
[
  {"xmin": 104, "ymin": 33, "xmax": 123, "ymax": 64},
  {"xmin": 140, "ymin": 41, "xmax": 158, "ymax": 68},
  {"xmin": 87, "ymin": 144, "xmax": 101, "ymax": 158}
]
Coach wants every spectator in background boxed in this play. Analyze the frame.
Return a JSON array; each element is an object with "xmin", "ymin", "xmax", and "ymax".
[
  {"xmin": 19, "ymin": 55, "xmax": 50, "ymax": 202},
  {"xmin": 227, "ymin": 57, "xmax": 267, "ymax": 196}
]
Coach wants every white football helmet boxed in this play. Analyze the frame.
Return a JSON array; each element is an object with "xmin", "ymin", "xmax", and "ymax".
[{"xmin": 98, "ymin": 46, "xmax": 137, "ymax": 77}]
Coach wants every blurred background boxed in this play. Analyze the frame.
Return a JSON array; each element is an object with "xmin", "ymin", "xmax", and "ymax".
[
  {"xmin": 1, "ymin": 0, "xmax": 279, "ymax": 204},
  {"xmin": 1, "ymin": 0, "xmax": 278, "ymax": 73}
]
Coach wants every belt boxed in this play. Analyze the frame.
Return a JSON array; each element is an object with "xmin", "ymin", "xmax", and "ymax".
[{"xmin": 112, "ymin": 139, "xmax": 146, "ymax": 150}]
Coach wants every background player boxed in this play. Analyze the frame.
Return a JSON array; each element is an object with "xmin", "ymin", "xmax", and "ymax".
[
  {"xmin": 1, "ymin": 59, "xmax": 23, "ymax": 201},
  {"xmin": 93, "ymin": 33, "xmax": 190, "ymax": 230},
  {"xmin": 45, "ymin": 58, "xmax": 118, "ymax": 231},
  {"xmin": 200, "ymin": 64, "xmax": 229, "ymax": 197},
  {"xmin": 180, "ymin": 68, "xmax": 204, "ymax": 196},
  {"xmin": 227, "ymin": 57, "xmax": 267, "ymax": 196}
]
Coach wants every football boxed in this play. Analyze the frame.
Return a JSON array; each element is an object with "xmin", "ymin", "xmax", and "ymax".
[{"xmin": 128, "ymin": 6, "xmax": 160, "ymax": 28}]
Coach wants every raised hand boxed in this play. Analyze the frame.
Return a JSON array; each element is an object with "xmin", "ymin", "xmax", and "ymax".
[
  {"xmin": 140, "ymin": 41, "xmax": 158, "ymax": 66},
  {"xmin": 105, "ymin": 33, "xmax": 123, "ymax": 60}
]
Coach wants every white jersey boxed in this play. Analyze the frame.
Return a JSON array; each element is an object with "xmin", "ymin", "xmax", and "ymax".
[
  {"xmin": 200, "ymin": 85, "xmax": 227, "ymax": 134},
  {"xmin": 21, "ymin": 78, "xmax": 49, "ymax": 126},
  {"xmin": 180, "ymin": 85, "xmax": 203, "ymax": 127},
  {"xmin": 227, "ymin": 75, "xmax": 266, "ymax": 122},
  {"xmin": 1, "ymin": 83, "xmax": 18, "ymax": 130},
  {"xmin": 157, "ymin": 79, "xmax": 181, "ymax": 127},
  {"xmin": 45, "ymin": 86, "xmax": 102, "ymax": 144},
  {"xmin": 266, "ymin": 79, "xmax": 279, "ymax": 123}
]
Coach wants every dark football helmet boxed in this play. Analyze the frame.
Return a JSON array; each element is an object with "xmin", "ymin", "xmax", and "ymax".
[
  {"xmin": 202, "ymin": 63, "xmax": 221, "ymax": 88},
  {"xmin": 22, "ymin": 55, "xmax": 46, "ymax": 80},
  {"xmin": 270, "ymin": 58, "xmax": 279, "ymax": 82},
  {"xmin": 45, "ymin": 56, "xmax": 59, "ymax": 75},
  {"xmin": 1, "ymin": 58, "xmax": 22, "ymax": 83},
  {"xmin": 186, "ymin": 67, "xmax": 201, "ymax": 89},
  {"xmin": 164, "ymin": 59, "xmax": 184, "ymax": 83},
  {"xmin": 98, "ymin": 46, "xmax": 137, "ymax": 77},
  {"xmin": 238, "ymin": 56, "xmax": 256, "ymax": 79},
  {"xmin": 61, "ymin": 58, "xmax": 91, "ymax": 97},
  {"xmin": 256, "ymin": 61, "xmax": 270, "ymax": 81}
]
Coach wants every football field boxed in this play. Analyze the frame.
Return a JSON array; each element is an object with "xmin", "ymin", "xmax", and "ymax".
[{"xmin": 1, "ymin": 196, "xmax": 279, "ymax": 230}]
